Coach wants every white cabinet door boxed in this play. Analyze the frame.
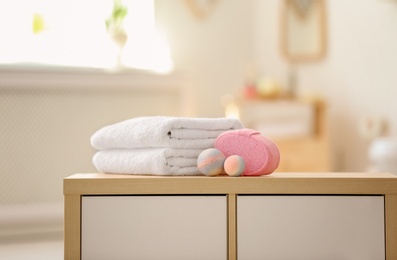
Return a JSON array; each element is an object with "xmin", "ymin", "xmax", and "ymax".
[
  {"xmin": 238, "ymin": 195, "xmax": 384, "ymax": 260},
  {"xmin": 82, "ymin": 195, "xmax": 227, "ymax": 260}
]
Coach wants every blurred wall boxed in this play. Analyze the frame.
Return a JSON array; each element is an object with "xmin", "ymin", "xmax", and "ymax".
[
  {"xmin": 156, "ymin": 0, "xmax": 256, "ymax": 117},
  {"xmin": 156, "ymin": 0, "xmax": 397, "ymax": 172},
  {"xmin": 0, "ymin": 69, "xmax": 190, "ymax": 236},
  {"xmin": 254, "ymin": 0, "xmax": 397, "ymax": 171}
]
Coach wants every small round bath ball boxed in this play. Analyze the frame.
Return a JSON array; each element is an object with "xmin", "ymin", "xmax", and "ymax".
[
  {"xmin": 224, "ymin": 155, "xmax": 245, "ymax": 177},
  {"xmin": 197, "ymin": 148, "xmax": 226, "ymax": 176}
]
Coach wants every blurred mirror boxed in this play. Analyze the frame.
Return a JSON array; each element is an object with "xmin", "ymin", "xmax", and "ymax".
[{"xmin": 280, "ymin": 0, "xmax": 327, "ymax": 62}]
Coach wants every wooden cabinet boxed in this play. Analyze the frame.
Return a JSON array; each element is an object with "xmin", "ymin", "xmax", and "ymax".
[
  {"xmin": 64, "ymin": 172, "xmax": 397, "ymax": 260},
  {"xmin": 225, "ymin": 98, "xmax": 330, "ymax": 172}
]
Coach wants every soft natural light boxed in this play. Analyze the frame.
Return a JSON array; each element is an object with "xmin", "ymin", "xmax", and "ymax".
[
  {"xmin": 122, "ymin": 29, "xmax": 173, "ymax": 74},
  {"xmin": 121, "ymin": 0, "xmax": 173, "ymax": 73},
  {"xmin": 0, "ymin": 0, "xmax": 173, "ymax": 73}
]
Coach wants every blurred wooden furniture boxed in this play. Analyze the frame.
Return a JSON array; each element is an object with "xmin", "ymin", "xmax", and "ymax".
[
  {"xmin": 64, "ymin": 172, "xmax": 397, "ymax": 260},
  {"xmin": 225, "ymin": 98, "xmax": 330, "ymax": 172}
]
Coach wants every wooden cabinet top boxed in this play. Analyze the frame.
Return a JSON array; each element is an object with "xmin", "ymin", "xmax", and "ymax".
[{"xmin": 64, "ymin": 172, "xmax": 397, "ymax": 195}]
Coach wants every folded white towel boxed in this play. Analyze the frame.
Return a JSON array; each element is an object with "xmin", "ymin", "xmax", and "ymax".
[
  {"xmin": 92, "ymin": 148, "xmax": 203, "ymax": 175},
  {"xmin": 91, "ymin": 116, "xmax": 244, "ymax": 150}
]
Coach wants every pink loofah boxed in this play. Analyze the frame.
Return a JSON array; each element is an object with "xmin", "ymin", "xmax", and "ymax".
[{"xmin": 215, "ymin": 129, "xmax": 280, "ymax": 176}]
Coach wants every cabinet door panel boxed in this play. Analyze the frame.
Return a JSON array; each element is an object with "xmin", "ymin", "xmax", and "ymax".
[
  {"xmin": 82, "ymin": 196, "xmax": 227, "ymax": 260},
  {"xmin": 238, "ymin": 195, "xmax": 384, "ymax": 260}
]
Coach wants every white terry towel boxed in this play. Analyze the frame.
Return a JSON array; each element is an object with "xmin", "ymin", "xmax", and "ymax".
[
  {"xmin": 92, "ymin": 148, "xmax": 203, "ymax": 175},
  {"xmin": 91, "ymin": 116, "xmax": 244, "ymax": 150}
]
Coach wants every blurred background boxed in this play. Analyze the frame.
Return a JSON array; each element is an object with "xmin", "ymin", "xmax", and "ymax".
[{"xmin": 1, "ymin": 0, "xmax": 397, "ymax": 258}]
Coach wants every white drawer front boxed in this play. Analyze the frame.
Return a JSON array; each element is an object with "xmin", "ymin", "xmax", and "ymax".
[
  {"xmin": 238, "ymin": 195, "xmax": 384, "ymax": 260},
  {"xmin": 82, "ymin": 195, "xmax": 227, "ymax": 260}
]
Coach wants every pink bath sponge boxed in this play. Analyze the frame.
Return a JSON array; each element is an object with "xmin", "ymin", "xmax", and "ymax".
[{"xmin": 215, "ymin": 129, "xmax": 280, "ymax": 176}]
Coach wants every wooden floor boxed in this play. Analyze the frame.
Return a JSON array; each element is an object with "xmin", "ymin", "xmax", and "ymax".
[{"xmin": 0, "ymin": 233, "xmax": 63, "ymax": 260}]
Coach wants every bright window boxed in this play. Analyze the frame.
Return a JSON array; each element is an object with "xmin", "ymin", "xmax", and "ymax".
[{"xmin": 0, "ymin": 0, "xmax": 173, "ymax": 73}]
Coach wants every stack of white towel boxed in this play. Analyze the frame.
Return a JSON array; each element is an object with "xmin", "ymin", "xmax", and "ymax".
[{"xmin": 91, "ymin": 116, "xmax": 244, "ymax": 175}]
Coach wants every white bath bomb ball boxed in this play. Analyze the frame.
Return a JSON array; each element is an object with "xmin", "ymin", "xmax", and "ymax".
[{"xmin": 197, "ymin": 148, "xmax": 226, "ymax": 176}]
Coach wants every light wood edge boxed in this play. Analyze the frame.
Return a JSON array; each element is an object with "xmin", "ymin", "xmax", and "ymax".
[
  {"xmin": 64, "ymin": 175, "xmax": 397, "ymax": 196},
  {"xmin": 385, "ymin": 194, "xmax": 397, "ymax": 260},
  {"xmin": 228, "ymin": 194, "xmax": 237, "ymax": 260},
  {"xmin": 64, "ymin": 194, "xmax": 81, "ymax": 260}
]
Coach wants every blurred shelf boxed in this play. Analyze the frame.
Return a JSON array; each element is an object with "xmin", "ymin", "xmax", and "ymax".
[{"xmin": 225, "ymin": 97, "xmax": 331, "ymax": 172}]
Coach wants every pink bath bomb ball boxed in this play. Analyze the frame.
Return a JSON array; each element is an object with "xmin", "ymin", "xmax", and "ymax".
[
  {"xmin": 197, "ymin": 148, "xmax": 226, "ymax": 176},
  {"xmin": 224, "ymin": 155, "xmax": 245, "ymax": 177}
]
